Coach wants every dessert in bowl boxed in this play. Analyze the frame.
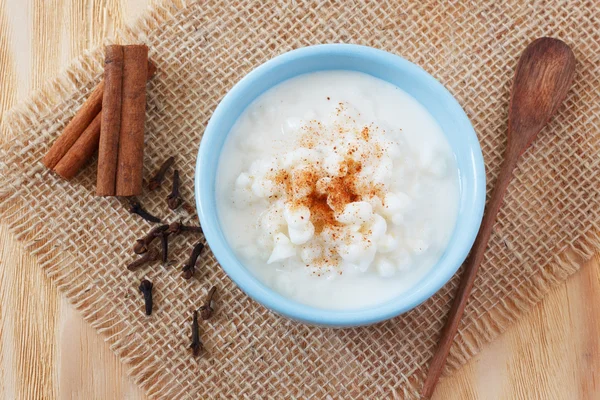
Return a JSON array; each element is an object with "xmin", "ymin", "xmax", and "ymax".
[{"xmin": 196, "ymin": 44, "xmax": 485, "ymax": 327}]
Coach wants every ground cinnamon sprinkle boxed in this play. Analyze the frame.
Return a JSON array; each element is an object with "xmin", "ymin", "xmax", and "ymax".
[
  {"xmin": 325, "ymin": 159, "xmax": 361, "ymax": 213},
  {"xmin": 298, "ymin": 120, "xmax": 325, "ymax": 149},
  {"xmin": 265, "ymin": 111, "xmax": 388, "ymax": 265},
  {"xmin": 274, "ymin": 157, "xmax": 369, "ymax": 234},
  {"xmin": 254, "ymin": 106, "xmax": 397, "ymax": 274},
  {"xmin": 304, "ymin": 192, "xmax": 338, "ymax": 233},
  {"xmin": 274, "ymin": 170, "xmax": 292, "ymax": 194},
  {"xmin": 361, "ymin": 126, "xmax": 370, "ymax": 141},
  {"xmin": 291, "ymin": 167, "xmax": 319, "ymax": 198}
]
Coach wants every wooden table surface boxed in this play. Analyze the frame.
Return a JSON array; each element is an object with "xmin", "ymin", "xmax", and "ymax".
[{"xmin": 1, "ymin": 1, "xmax": 599, "ymax": 399}]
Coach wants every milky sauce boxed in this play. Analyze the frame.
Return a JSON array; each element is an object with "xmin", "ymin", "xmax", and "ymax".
[{"xmin": 216, "ymin": 71, "xmax": 459, "ymax": 310}]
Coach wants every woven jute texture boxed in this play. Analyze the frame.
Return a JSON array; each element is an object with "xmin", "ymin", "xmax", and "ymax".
[{"xmin": 1, "ymin": 1, "xmax": 599, "ymax": 398}]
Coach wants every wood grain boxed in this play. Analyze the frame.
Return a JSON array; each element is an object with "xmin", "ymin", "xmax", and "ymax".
[{"xmin": 0, "ymin": 1, "xmax": 598, "ymax": 399}]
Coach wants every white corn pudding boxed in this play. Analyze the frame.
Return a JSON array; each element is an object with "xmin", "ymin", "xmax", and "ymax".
[{"xmin": 216, "ymin": 70, "xmax": 460, "ymax": 310}]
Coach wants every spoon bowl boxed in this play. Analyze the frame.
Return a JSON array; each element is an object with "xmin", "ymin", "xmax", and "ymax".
[{"xmin": 508, "ymin": 37, "xmax": 576, "ymax": 159}]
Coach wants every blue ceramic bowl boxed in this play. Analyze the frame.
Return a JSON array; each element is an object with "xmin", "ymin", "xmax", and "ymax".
[{"xmin": 196, "ymin": 44, "xmax": 485, "ymax": 327}]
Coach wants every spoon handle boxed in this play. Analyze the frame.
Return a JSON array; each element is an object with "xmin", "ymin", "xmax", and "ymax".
[{"xmin": 421, "ymin": 155, "xmax": 517, "ymax": 398}]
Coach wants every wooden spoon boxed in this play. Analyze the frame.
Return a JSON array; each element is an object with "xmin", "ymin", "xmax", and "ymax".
[{"xmin": 421, "ymin": 37, "xmax": 576, "ymax": 398}]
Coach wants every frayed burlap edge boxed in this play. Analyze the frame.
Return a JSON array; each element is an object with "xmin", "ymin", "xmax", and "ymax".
[{"xmin": 1, "ymin": 0, "xmax": 598, "ymax": 398}]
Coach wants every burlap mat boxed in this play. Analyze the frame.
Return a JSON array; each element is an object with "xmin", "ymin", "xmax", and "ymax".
[{"xmin": 1, "ymin": 1, "xmax": 599, "ymax": 398}]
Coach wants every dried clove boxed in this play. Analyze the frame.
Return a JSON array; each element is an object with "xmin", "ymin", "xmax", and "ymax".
[
  {"xmin": 139, "ymin": 279, "xmax": 153, "ymax": 315},
  {"xmin": 182, "ymin": 202, "xmax": 197, "ymax": 216},
  {"xmin": 148, "ymin": 156, "xmax": 175, "ymax": 191},
  {"xmin": 190, "ymin": 310, "xmax": 202, "ymax": 356},
  {"xmin": 127, "ymin": 248, "xmax": 160, "ymax": 271},
  {"xmin": 199, "ymin": 286, "xmax": 216, "ymax": 320},
  {"xmin": 128, "ymin": 199, "xmax": 162, "ymax": 223},
  {"xmin": 159, "ymin": 231, "xmax": 170, "ymax": 263},
  {"xmin": 167, "ymin": 169, "xmax": 183, "ymax": 210},
  {"xmin": 182, "ymin": 242, "xmax": 204, "ymax": 280},
  {"xmin": 133, "ymin": 224, "xmax": 169, "ymax": 254},
  {"xmin": 168, "ymin": 221, "xmax": 203, "ymax": 235}
]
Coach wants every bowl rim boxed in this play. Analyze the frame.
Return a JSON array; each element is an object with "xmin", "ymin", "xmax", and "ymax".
[{"xmin": 195, "ymin": 44, "xmax": 485, "ymax": 327}]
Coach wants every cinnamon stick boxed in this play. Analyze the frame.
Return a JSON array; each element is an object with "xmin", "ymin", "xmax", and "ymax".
[
  {"xmin": 115, "ymin": 45, "xmax": 149, "ymax": 196},
  {"xmin": 42, "ymin": 81, "xmax": 104, "ymax": 169},
  {"xmin": 96, "ymin": 45, "xmax": 125, "ymax": 195},
  {"xmin": 44, "ymin": 60, "xmax": 156, "ymax": 181},
  {"xmin": 53, "ymin": 112, "xmax": 101, "ymax": 179}
]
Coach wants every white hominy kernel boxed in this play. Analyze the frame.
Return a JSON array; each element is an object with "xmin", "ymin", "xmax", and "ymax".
[
  {"xmin": 378, "ymin": 234, "xmax": 398, "ymax": 253},
  {"xmin": 323, "ymin": 152, "xmax": 345, "ymax": 176},
  {"xmin": 372, "ymin": 157, "xmax": 393, "ymax": 183},
  {"xmin": 283, "ymin": 203, "xmax": 310, "ymax": 226},
  {"xmin": 347, "ymin": 224, "xmax": 361, "ymax": 233},
  {"xmin": 338, "ymin": 103, "xmax": 361, "ymax": 122},
  {"xmin": 235, "ymin": 172, "xmax": 252, "ymax": 188},
  {"xmin": 387, "ymin": 140, "xmax": 403, "ymax": 159},
  {"xmin": 233, "ymin": 173, "xmax": 256, "ymax": 207},
  {"xmin": 375, "ymin": 257, "xmax": 396, "ymax": 277},
  {"xmin": 259, "ymin": 205, "xmax": 285, "ymax": 236},
  {"xmin": 357, "ymin": 245, "xmax": 377, "ymax": 272},
  {"xmin": 251, "ymin": 178, "xmax": 275, "ymax": 198},
  {"xmin": 395, "ymin": 249, "xmax": 413, "ymax": 271},
  {"xmin": 283, "ymin": 148, "xmax": 317, "ymax": 168},
  {"xmin": 338, "ymin": 235, "xmax": 377, "ymax": 272},
  {"xmin": 316, "ymin": 177, "xmax": 332, "ymax": 195},
  {"xmin": 366, "ymin": 195, "xmax": 383, "ymax": 212},
  {"xmin": 268, "ymin": 233, "xmax": 296, "ymax": 264},
  {"xmin": 288, "ymin": 222, "xmax": 315, "ymax": 245},
  {"xmin": 337, "ymin": 201, "xmax": 373, "ymax": 225},
  {"xmin": 382, "ymin": 192, "xmax": 411, "ymax": 217},
  {"xmin": 391, "ymin": 213, "xmax": 405, "ymax": 226},
  {"xmin": 369, "ymin": 214, "xmax": 387, "ymax": 240},
  {"xmin": 338, "ymin": 241, "xmax": 364, "ymax": 264},
  {"xmin": 248, "ymin": 159, "xmax": 271, "ymax": 177},
  {"xmin": 320, "ymin": 226, "xmax": 341, "ymax": 246},
  {"xmin": 300, "ymin": 242, "xmax": 323, "ymax": 264}
]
